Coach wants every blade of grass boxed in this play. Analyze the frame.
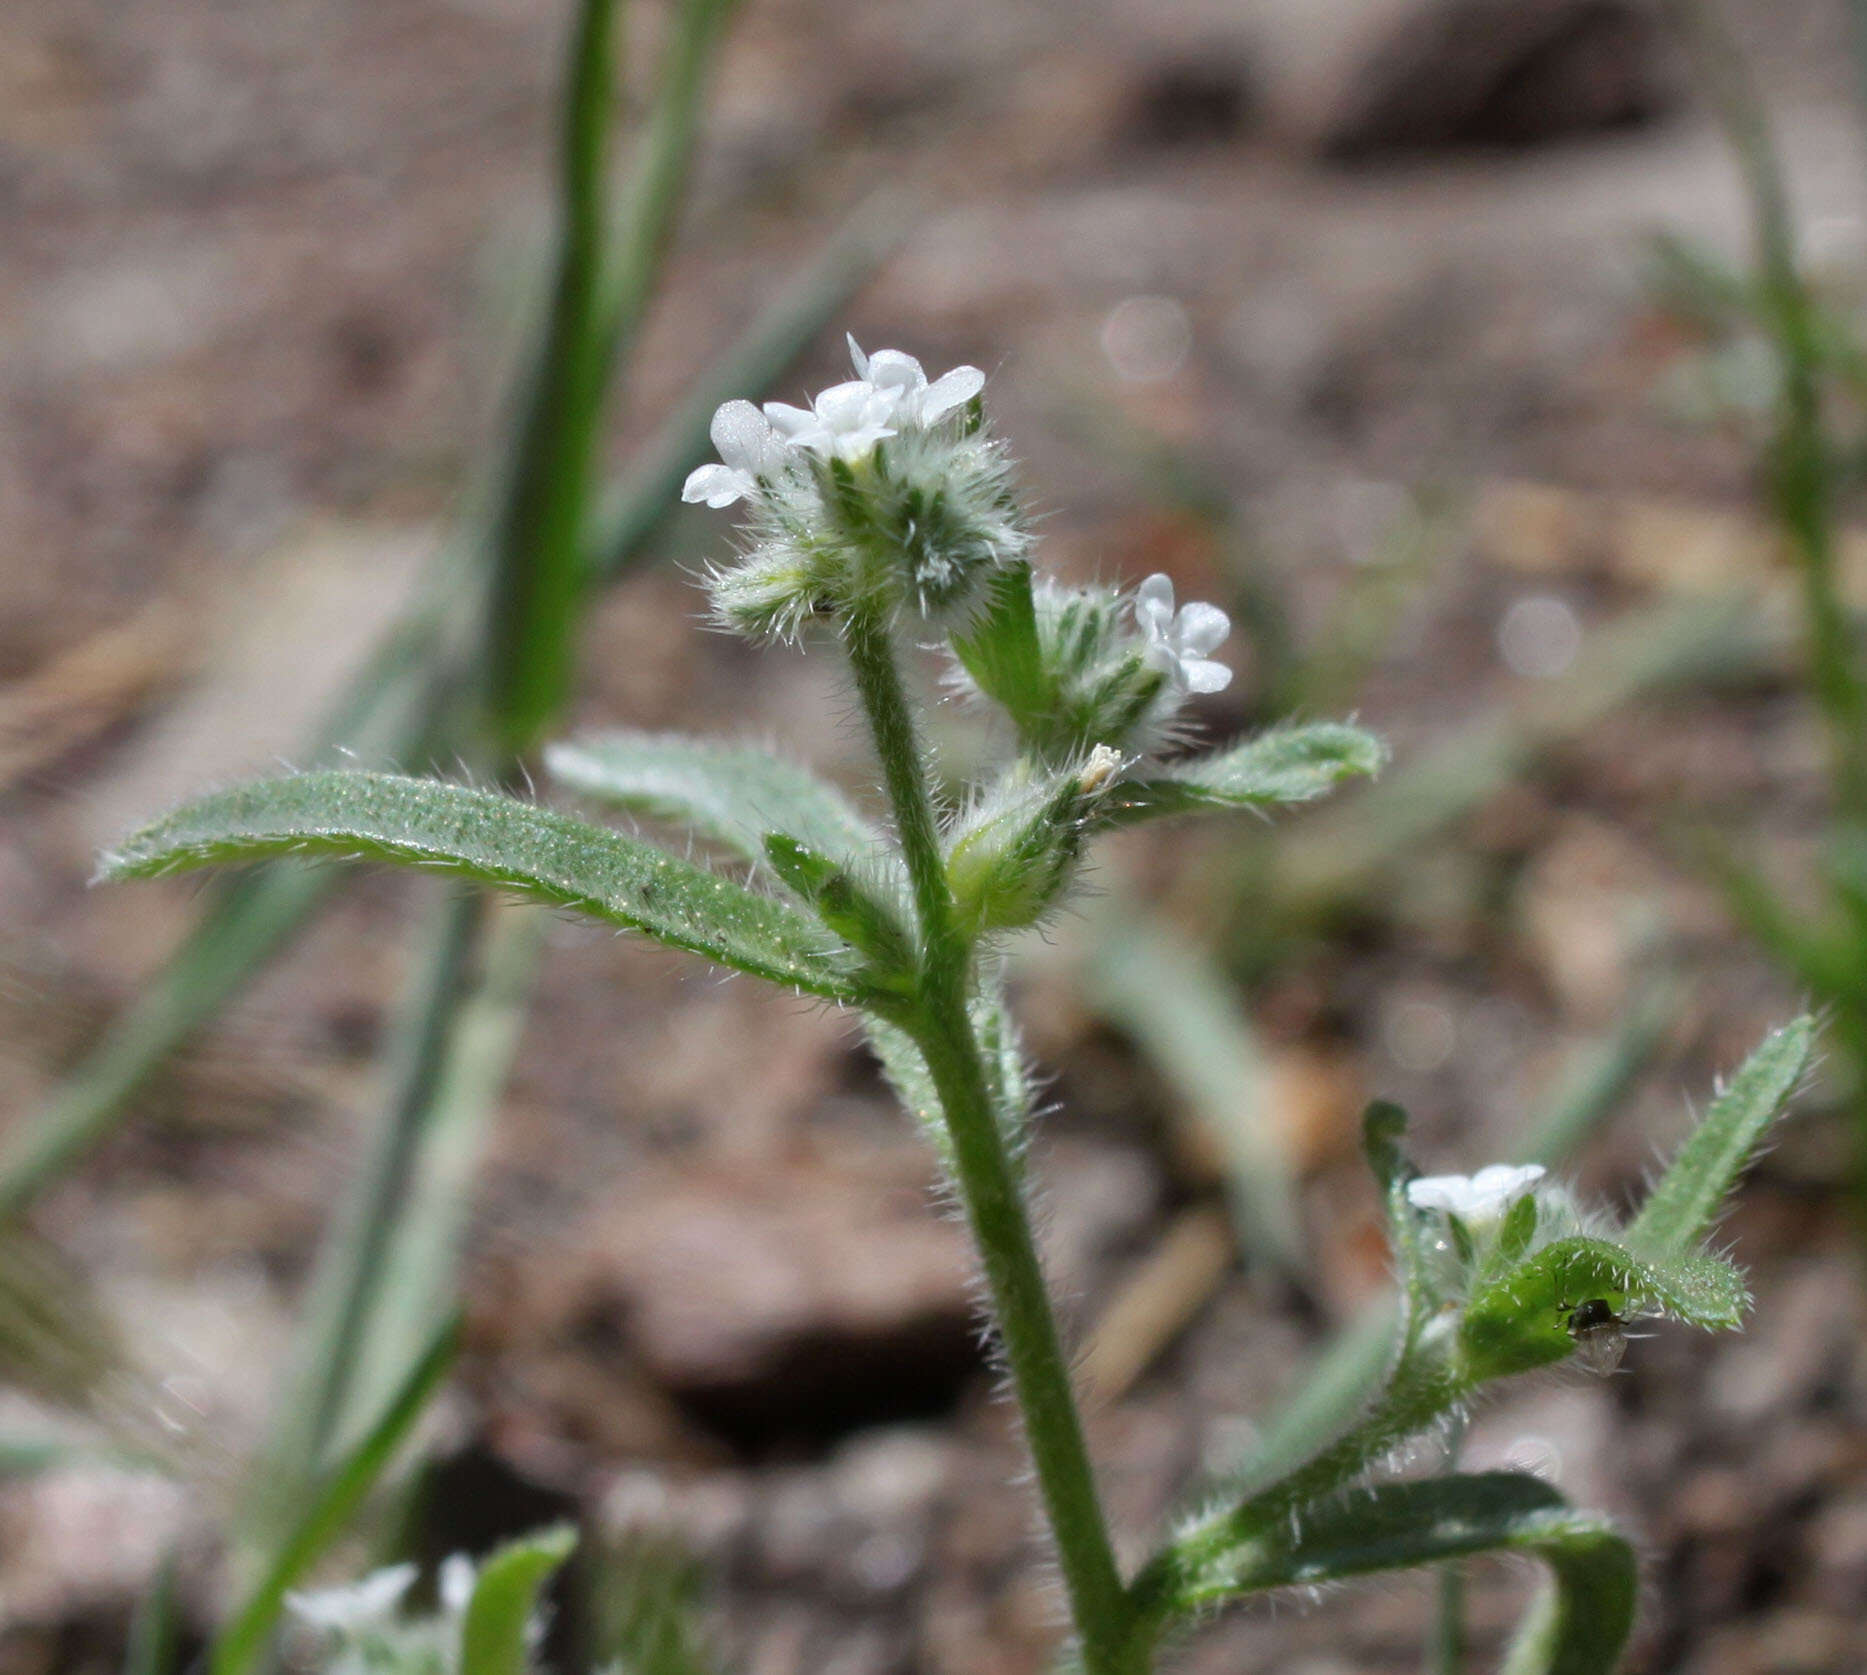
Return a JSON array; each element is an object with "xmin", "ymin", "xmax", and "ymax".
[
  {"xmin": 1082, "ymin": 912, "xmax": 1304, "ymax": 1277},
  {"xmin": 208, "ymin": 1318, "xmax": 456, "ymax": 1675},
  {"xmin": 1266, "ymin": 595, "xmax": 1757, "ymax": 923}
]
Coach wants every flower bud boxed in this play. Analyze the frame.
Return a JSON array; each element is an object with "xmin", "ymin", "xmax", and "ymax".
[{"xmin": 944, "ymin": 752, "xmax": 1118, "ymax": 935}]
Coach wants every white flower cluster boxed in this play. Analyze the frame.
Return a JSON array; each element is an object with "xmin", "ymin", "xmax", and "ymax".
[
  {"xmin": 683, "ymin": 336, "xmax": 1021, "ymax": 636},
  {"xmin": 682, "ymin": 336, "xmax": 985, "ymax": 508},
  {"xmin": 286, "ymin": 1554, "xmax": 490, "ymax": 1675}
]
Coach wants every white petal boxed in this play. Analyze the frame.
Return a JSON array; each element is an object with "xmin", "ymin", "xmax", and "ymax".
[
  {"xmin": 1174, "ymin": 601, "xmax": 1231, "ymax": 657},
  {"xmin": 440, "ymin": 1554, "xmax": 477, "ymax": 1615},
  {"xmin": 708, "ymin": 400, "xmax": 770, "ymax": 470},
  {"xmin": 834, "ymin": 422, "xmax": 896, "ymax": 458},
  {"xmin": 682, "ymin": 463, "xmax": 748, "ymax": 507},
  {"xmin": 762, "ymin": 401, "xmax": 818, "ymax": 437},
  {"xmin": 1134, "ymin": 573, "xmax": 1176, "ymax": 637},
  {"xmin": 915, "ymin": 365, "xmax": 985, "ymax": 422},
  {"xmin": 813, "ymin": 379, "xmax": 888, "ymax": 429},
  {"xmin": 1181, "ymin": 657, "xmax": 1233, "ymax": 694},
  {"xmin": 1405, "ymin": 1175, "xmax": 1474, "ymax": 1214},
  {"xmin": 1471, "ymin": 1163, "xmax": 1544, "ymax": 1199},
  {"xmin": 861, "ymin": 348, "xmax": 927, "ymax": 393},
  {"xmin": 287, "ymin": 1565, "xmax": 418, "ymax": 1633},
  {"xmin": 845, "ymin": 333, "xmax": 871, "ymax": 379}
]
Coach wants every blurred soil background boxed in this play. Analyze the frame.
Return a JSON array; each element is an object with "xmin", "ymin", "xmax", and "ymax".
[{"xmin": 4, "ymin": 0, "xmax": 1867, "ymax": 1671}]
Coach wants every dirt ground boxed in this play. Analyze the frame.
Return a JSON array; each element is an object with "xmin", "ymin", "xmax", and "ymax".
[{"xmin": 5, "ymin": 0, "xmax": 1867, "ymax": 1671}]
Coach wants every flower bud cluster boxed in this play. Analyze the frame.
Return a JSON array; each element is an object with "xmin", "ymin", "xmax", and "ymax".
[{"xmin": 686, "ymin": 337, "xmax": 1031, "ymax": 638}]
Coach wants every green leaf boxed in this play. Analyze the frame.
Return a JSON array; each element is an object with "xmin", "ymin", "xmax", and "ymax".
[
  {"xmin": 102, "ymin": 772, "xmax": 862, "ymax": 1003},
  {"xmin": 764, "ymin": 835, "xmax": 917, "ymax": 987},
  {"xmin": 1191, "ymin": 1473, "xmax": 1634, "ymax": 1675},
  {"xmin": 209, "ymin": 1319, "xmax": 456, "ymax": 1675},
  {"xmin": 1460, "ymin": 1235, "xmax": 1747, "ymax": 1381},
  {"xmin": 548, "ymin": 731, "xmax": 882, "ymax": 869},
  {"xmin": 460, "ymin": 1525, "xmax": 579, "ymax": 1675},
  {"xmin": 1100, "ymin": 722, "xmax": 1386, "ymax": 827},
  {"xmin": 1626, "ymin": 1016, "xmax": 1811, "ymax": 1258}
]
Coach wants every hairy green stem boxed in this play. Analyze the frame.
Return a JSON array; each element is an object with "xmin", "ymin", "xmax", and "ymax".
[{"xmin": 841, "ymin": 608, "xmax": 1134, "ymax": 1674}]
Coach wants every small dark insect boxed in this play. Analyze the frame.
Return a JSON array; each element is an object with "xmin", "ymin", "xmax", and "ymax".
[{"xmin": 1563, "ymin": 1297, "xmax": 1629, "ymax": 1376}]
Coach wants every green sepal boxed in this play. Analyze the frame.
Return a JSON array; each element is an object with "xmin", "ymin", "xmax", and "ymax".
[
  {"xmin": 460, "ymin": 1525, "xmax": 578, "ymax": 1675},
  {"xmin": 1460, "ymin": 1235, "xmax": 1746, "ymax": 1382},
  {"xmin": 1624, "ymin": 1016, "xmax": 1811, "ymax": 1260},
  {"xmin": 1097, "ymin": 722, "xmax": 1386, "ymax": 827},
  {"xmin": 763, "ymin": 834, "xmax": 917, "ymax": 992},
  {"xmin": 950, "ymin": 564, "xmax": 1052, "ymax": 739},
  {"xmin": 102, "ymin": 771, "xmax": 865, "ymax": 1003}
]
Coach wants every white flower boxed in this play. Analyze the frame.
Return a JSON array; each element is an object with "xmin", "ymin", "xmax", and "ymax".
[
  {"xmin": 1407, "ymin": 1163, "xmax": 1546, "ymax": 1221},
  {"xmin": 286, "ymin": 1563, "xmax": 418, "ymax": 1636},
  {"xmin": 439, "ymin": 1553, "xmax": 477, "ymax": 1616},
  {"xmin": 1133, "ymin": 573, "xmax": 1232, "ymax": 695},
  {"xmin": 763, "ymin": 378, "xmax": 901, "ymax": 461},
  {"xmin": 846, "ymin": 335, "xmax": 985, "ymax": 428}
]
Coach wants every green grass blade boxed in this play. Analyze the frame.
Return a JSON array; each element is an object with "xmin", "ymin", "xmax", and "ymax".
[
  {"xmin": 209, "ymin": 1319, "xmax": 456, "ymax": 1675},
  {"xmin": 1102, "ymin": 722, "xmax": 1386, "ymax": 827},
  {"xmin": 124, "ymin": 1557, "xmax": 184, "ymax": 1675},
  {"xmin": 1273, "ymin": 596, "xmax": 1756, "ymax": 917},
  {"xmin": 460, "ymin": 1525, "xmax": 578, "ymax": 1675},
  {"xmin": 101, "ymin": 771, "xmax": 860, "ymax": 1002},
  {"xmin": 481, "ymin": 0, "xmax": 623, "ymax": 755},
  {"xmin": 1082, "ymin": 914, "xmax": 1303, "ymax": 1275},
  {"xmin": 594, "ymin": 0, "xmax": 738, "ymax": 376},
  {"xmin": 548, "ymin": 731, "xmax": 881, "ymax": 867},
  {"xmin": 1625, "ymin": 1016, "xmax": 1812, "ymax": 1257}
]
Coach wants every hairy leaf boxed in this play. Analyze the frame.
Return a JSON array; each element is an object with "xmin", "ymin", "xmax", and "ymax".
[
  {"xmin": 1625, "ymin": 1016, "xmax": 1811, "ymax": 1259},
  {"xmin": 1461, "ymin": 1235, "xmax": 1746, "ymax": 1381},
  {"xmin": 865, "ymin": 990, "xmax": 1031, "ymax": 1169},
  {"xmin": 461, "ymin": 1525, "xmax": 578, "ymax": 1675},
  {"xmin": 1101, "ymin": 723, "xmax": 1386, "ymax": 827},
  {"xmin": 1211, "ymin": 1474, "xmax": 1631, "ymax": 1675},
  {"xmin": 102, "ymin": 772, "xmax": 861, "ymax": 1002},
  {"xmin": 547, "ymin": 731, "xmax": 881, "ymax": 868}
]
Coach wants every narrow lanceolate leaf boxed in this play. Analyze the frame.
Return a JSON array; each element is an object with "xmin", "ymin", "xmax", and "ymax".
[
  {"xmin": 546, "ymin": 731, "xmax": 881, "ymax": 868},
  {"xmin": 460, "ymin": 1525, "xmax": 578, "ymax": 1675},
  {"xmin": 1100, "ymin": 723, "xmax": 1386, "ymax": 827},
  {"xmin": 101, "ymin": 772, "xmax": 861, "ymax": 1003},
  {"xmin": 1626, "ymin": 1016, "xmax": 1812, "ymax": 1259},
  {"xmin": 1147, "ymin": 1473, "xmax": 1634, "ymax": 1675}
]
